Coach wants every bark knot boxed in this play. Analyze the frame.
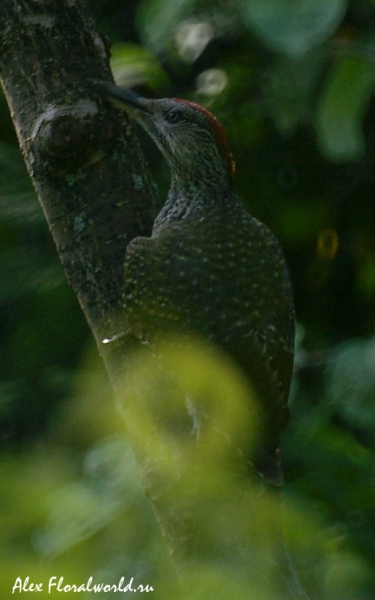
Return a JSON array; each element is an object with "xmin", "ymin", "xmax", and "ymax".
[{"xmin": 30, "ymin": 99, "xmax": 102, "ymax": 166}]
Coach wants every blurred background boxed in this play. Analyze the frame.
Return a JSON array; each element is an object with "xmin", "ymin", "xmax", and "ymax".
[{"xmin": 1, "ymin": 0, "xmax": 375, "ymax": 597}]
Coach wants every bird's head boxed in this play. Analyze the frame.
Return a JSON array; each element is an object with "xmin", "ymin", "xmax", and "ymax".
[{"xmin": 94, "ymin": 81, "xmax": 235, "ymax": 189}]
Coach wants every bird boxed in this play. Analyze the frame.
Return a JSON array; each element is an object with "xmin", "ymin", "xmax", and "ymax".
[{"xmin": 94, "ymin": 81, "xmax": 295, "ymax": 484}]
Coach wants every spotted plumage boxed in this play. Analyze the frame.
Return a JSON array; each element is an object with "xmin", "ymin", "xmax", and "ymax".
[{"xmin": 96, "ymin": 82, "xmax": 295, "ymax": 483}]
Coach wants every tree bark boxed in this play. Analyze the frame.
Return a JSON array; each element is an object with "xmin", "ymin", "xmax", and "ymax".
[
  {"xmin": 0, "ymin": 0, "xmax": 159, "ymax": 383},
  {"xmin": 0, "ymin": 1, "xmax": 310, "ymax": 597}
]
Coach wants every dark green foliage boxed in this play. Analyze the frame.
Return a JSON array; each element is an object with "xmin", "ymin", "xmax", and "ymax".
[{"xmin": 1, "ymin": 0, "xmax": 375, "ymax": 597}]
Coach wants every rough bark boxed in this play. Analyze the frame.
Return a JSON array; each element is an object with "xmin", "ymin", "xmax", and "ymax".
[
  {"xmin": 0, "ymin": 0, "xmax": 159, "ymax": 382},
  {"xmin": 0, "ymin": 1, "xmax": 310, "ymax": 597}
]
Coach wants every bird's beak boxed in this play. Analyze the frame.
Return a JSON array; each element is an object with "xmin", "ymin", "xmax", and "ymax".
[
  {"xmin": 92, "ymin": 80, "xmax": 166, "ymax": 163},
  {"xmin": 92, "ymin": 80, "xmax": 151, "ymax": 115}
]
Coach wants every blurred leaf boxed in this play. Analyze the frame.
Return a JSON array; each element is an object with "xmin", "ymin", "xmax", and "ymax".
[
  {"xmin": 137, "ymin": 0, "xmax": 197, "ymax": 53},
  {"xmin": 50, "ymin": 348, "xmax": 117, "ymax": 448},
  {"xmin": 119, "ymin": 335, "xmax": 259, "ymax": 495},
  {"xmin": 175, "ymin": 18, "xmax": 215, "ymax": 63},
  {"xmin": 35, "ymin": 436, "xmax": 140, "ymax": 558},
  {"xmin": 261, "ymin": 51, "xmax": 325, "ymax": 135},
  {"xmin": 110, "ymin": 43, "xmax": 168, "ymax": 90},
  {"xmin": 0, "ymin": 141, "xmax": 42, "ymax": 226},
  {"xmin": 0, "ymin": 453, "xmax": 73, "ymax": 550},
  {"xmin": 279, "ymin": 201, "xmax": 328, "ymax": 243},
  {"xmin": 325, "ymin": 550, "xmax": 374, "ymax": 600},
  {"xmin": 326, "ymin": 337, "xmax": 375, "ymax": 430},
  {"xmin": 357, "ymin": 252, "xmax": 375, "ymax": 296},
  {"xmin": 0, "ymin": 381, "xmax": 21, "ymax": 418},
  {"xmin": 0, "ymin": 247, "xmax": 63, "ymax": 302},
  {"xmin": 0, "ymin": 191, "xmax": 42, "ymax": 228},
  {"xmin": 0, "ymin": 451, "xmax": 126, "ymax": 599},
  {"xmin": 316, "ymin": 55, "xmax": 375, "ymax": 162},
  {"xmin": 240, "ymin": 0, "xmax": 347, "ymax": 57}
]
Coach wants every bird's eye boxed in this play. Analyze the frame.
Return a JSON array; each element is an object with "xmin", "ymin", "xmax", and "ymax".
[{"xmin": 165, "ymin": 109, "xmax": 184, "ymax": 124}]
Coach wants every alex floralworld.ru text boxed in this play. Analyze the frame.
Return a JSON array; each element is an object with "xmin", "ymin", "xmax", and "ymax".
[{"xmin": 12, "ymin": 576, "xmax": 154, "ymax": 593}]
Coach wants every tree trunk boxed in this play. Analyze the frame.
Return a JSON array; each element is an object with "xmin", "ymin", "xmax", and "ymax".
[
  {"xmin": 0, "ymin": 0, "xmax": 159, "ymax": 382},
  {"xmin": 0, "ymin": 1, "xmax": 309, "ymax": 597}
]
